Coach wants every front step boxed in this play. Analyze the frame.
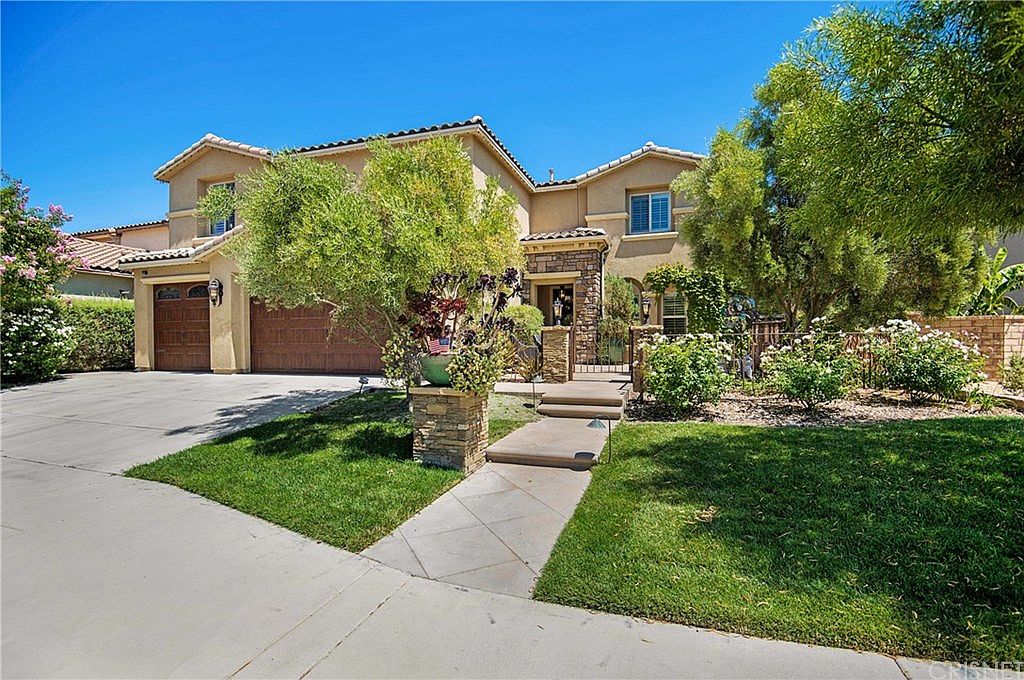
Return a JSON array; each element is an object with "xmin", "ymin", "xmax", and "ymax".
[
  {"xmin": 536, "ymin": 403, "xmax": 622, "ymax": 420},
  {"xmin": 539, "ymin": 393, "xmax": 624, "ymax": 407},
  {"xmin": 486, "ymin": 417, "xmax": 606, "ymax": 469}
]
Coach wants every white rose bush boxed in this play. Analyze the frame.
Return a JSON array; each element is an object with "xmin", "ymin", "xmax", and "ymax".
[
  {"xmin": 871, "ymin": 319, "xmax": 986, "ymax": 403},
  {"xmin": 639, "ymin": 333, "xmax": 731, "ymax": 415}
]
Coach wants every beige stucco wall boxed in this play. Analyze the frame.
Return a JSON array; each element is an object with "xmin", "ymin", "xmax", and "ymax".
[
  {"xmin": 531, "ymin": 188, "xmax": 586, "ymax": 233},
  {"xmin": 120, "ymin": 226, "xmax": 170, "ymax": 251},
  {"xmin": 467, "ymin": 137, "xmax": 532, "ymax": 237},
  {"xmin": 208, "ymin": 254, "xmax": 250, "ymax": 374},
  {"xmin": 165, "ymin": 147, "xmax": 266, "ymax": 248},
  {"xmin": 58, "ymin": 271, "xmax": 134, "ymax": 298}
]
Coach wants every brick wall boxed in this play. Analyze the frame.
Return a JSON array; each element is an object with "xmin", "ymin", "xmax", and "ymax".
[{"xmin": 910, "ymin": 314, "xmax": 1024, "ymax": 376}]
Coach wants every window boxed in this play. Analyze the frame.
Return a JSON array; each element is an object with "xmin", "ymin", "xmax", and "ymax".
[
  {"xmin": 156, "ymin": 287, "xmax": 181, "ymax": 301},
  {"xmin": 663, "ymin": 292, "xmax": 686, "ymax": 334},
  {"xmin": 187, "ymin": 284, "xmax": 210, "ymax": 299},
  {"xmin": 208, "ymin": 182, "xmax": 236, "ymax": 236},
  {"xmin": 629, "ymin": 192, "xmax": 671, "ymax": 234}
]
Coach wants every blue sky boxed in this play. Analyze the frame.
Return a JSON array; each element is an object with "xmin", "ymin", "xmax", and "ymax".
[{"xmin": 2, "ymin": 1, "xmax": 834, "ymax": 233}]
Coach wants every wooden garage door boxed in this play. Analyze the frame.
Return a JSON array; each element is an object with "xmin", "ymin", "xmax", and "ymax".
[
  {"xmin": 153, "ymin": 283, "xmax": 211, "ymax": 371},
  {"xmin": 249, "ymin": 302, "xmax": 383, "ymax": 374}
]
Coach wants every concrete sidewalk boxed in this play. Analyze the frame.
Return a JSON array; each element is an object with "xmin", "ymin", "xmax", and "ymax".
[{"xmin": 362, "ymin": 461, "xmax": 590, "ymax": 597}]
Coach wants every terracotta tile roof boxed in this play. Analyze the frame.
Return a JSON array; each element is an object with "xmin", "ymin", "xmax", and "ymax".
[
  {"xmin": 118, "ymin": 224, "xmax": 245, "ymax": 266},
  {"xmin": 66, "ymin": 236, "xmax": 144, "ymax": 272},
  {"xmin": 536, "ymin": 142, "xmax": 705, "ymax": 189},
  {"xmin": 154, "ymin": 134, "xmax": 271, "ymax": 181},
  {"xmin": 520, "ymin": 227, "xmax": 607, "ymax": 242},
  {"xmin": 119, "ymin": 247, "xmax": 194, "ymax": 265},
  {"xmin": 294, "ymin": 116, "xmax": 538, "ymax": 187},
  {"xmin": 74, "ymin": 219, "xmax": 169, "ymax": 237}
]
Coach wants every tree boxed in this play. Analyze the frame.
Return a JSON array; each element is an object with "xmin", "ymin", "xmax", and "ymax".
[
  {"xmin": 1, "ymin": 175, "xmax": 81, "ymax": 382},
  {"xmin": 673, "ymin": 126, "xmax": 889, "ymax": 330},
  {"xmin": 227, "ymin": 136, "xmax": 524, "ymax": 343},
  {"xmin": 1, "ymin": 175, "xmax": 81, "ymax": 306},
  {"xmin": 963, "ymin": 247, "xmax": 1024, "ymax": 314},
  {"xmin": 771, "ymin": 1, "xmax": 1024, "ymax": 245}
]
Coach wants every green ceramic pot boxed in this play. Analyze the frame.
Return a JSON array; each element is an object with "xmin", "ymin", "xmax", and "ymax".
[{"xmin": 419, "ymin": 354, "xmax": 454, "ymax": 386}]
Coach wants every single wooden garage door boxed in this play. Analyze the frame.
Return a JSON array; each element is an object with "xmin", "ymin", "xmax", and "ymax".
[
  {"xmin": 249, "ymin": 302, "xmax": 384, "ymax": 374},
  {"xmin": 153, "ymin": 283, "xmax": 211, "ymax": 371}
]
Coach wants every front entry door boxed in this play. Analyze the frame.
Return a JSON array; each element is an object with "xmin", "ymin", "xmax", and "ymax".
[{"xmin": 551, "ymin": 285, "xmax": 573, "ymax": 327}]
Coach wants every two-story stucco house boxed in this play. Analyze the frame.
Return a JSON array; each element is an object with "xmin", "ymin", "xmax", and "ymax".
[{"xmin": 116, "ymin": 117, "xmax": 701, "ymax": 374}]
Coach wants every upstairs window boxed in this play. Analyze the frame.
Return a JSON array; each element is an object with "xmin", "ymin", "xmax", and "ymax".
[
  {"xmin": 208, "ymin": 182, "xmax": 236, "ymax": 236},
  {"xmin": 629, "ymin": 192, "xmax": 671, "ymax": 234}
]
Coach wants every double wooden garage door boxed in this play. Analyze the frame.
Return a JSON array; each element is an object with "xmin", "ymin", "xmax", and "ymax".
[
  {"xmin": 249, "ymin": 302, "xmax": 383, "ymax": 374},
  {"xmin": 152, "ymin": 285, "xmax": 382, "ymax": 374}
]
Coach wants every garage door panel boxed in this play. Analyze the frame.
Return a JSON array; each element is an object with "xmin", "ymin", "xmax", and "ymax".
[
  {"xmin": 153, "ymin": 284, "xmax": 210, "ymax": 371},
  {"xmin": 249, "ymin": 302, "xmax": 383, "ymax": 375}
]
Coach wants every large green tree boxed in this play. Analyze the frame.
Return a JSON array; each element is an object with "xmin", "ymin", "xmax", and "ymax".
[
  {"xmin": 773, "ymin": 1, "xmax": 1024, "ymax": 244},
  {"xmin": 225, "ymin": 136, "xmax": 524, "ymax": 343}
]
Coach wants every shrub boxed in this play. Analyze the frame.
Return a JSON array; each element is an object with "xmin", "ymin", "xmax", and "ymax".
[
  {"xmin": 63, "ymin": 297, "xmax": 135, "ymax": 372},
  {"xmin": 1, "ymin": 299, "xmax": 73, "ymax": 383},
  {"xmin": 762, "ymin": 330, "xmax": 859, "ymax": 409},
  {"xmin": 1003, "ymin": 354, "xmax": 1024, "ymax": 391},
  {"xmin": 873, "ymin": 319, "xmax": 986, "ymax": 402},
  {"xmin": 641, "ymin": 334, "xmax": 731, "ymax": 414},
  {"xmin": 501, "ymin": 304, "xmax": 544, "ymax": 344}
]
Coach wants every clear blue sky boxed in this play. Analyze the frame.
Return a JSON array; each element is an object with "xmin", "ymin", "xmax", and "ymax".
[{"xmin": 2, "ymin": 1, "xmax": 834, "ymax": 233}]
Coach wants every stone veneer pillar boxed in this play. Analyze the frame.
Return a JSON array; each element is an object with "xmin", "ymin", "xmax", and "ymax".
[
  {"xmin": 410, "ymin": 387, "xmax": 488, "ymax": 473},
  {"xmin": 541, "ymin": 326, "xmax": 571, "ymax": 383},
  {"xmin": 629, "ymin": 325, "xmax": 663, "ymax": 394}
]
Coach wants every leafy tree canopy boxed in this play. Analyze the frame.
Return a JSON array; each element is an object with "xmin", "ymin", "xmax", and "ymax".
[
  {"xmin": 771, "ymin": 1, "xmax": 1024, "ymax": 244},
  {"xmin": 227, "ymin": 137, "xmax": 524, "ymax": 343}
]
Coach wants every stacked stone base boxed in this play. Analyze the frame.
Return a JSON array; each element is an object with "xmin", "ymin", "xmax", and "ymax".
[
  {"xmin": 541, "ymin": 326, "xmax": 571, "ymax": 383},
  {"xmin": 410, "ymin": 387, "xmax": 488, "ymax": 473}
]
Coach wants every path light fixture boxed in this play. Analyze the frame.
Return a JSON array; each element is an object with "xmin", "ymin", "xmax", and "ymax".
[
  {"xmin": 209, "ymin": 279, "xmax": 223, "ymax": 306},
  {"xmin": 530, "ymin": 374, "xmax": 544, "ymax": 409},
  {"xmin": 553, "ymin": 297, "xmax": 564, "ymax": 326},
  {"xmin": 358, "ymin": 376, "xmax": 370, "ymax": 394},
  {"xmin": 587, "ymin": 415, "xmax": 612, "ymax": 463},
  {"xmin": 641, "ymin": 295, "xmax": 652, "ymax": 324}
]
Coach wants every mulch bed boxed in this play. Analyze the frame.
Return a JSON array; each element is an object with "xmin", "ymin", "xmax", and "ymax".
[{"xmin": 626, "ymin": 388, "xmax": 1021, "ymax": 427}]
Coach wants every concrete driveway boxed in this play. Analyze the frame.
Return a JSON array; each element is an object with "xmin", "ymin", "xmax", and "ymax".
[{"xmin": 1, "ymin": 372, "xmax": 951, "ymax": 679}]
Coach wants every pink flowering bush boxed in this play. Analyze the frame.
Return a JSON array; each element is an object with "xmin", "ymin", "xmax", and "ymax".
[
  {"xmin": 1, "ymin": 175, "xmax": 82, "ymax": 382},
  {"xmin": 872, "ymin": 319, "xmax": 987, "ymax": 402}
]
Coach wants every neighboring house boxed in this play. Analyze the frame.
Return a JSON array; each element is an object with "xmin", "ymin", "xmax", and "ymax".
[
  {"xmin": 58, "ymin": 236, "xmax": 143, "ymax": 299},
  {"xmin": 76, "ymin": 219, "xmax": 171, "ymax": 251},
  {"xmin": 118, "ymin": 116, "xmax": 701, "ymax": 374}
]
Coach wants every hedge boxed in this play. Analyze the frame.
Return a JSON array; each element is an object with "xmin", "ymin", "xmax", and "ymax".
[{"xmin": 63, "ymin": 297, "xmax": 135, "ymax": 372}]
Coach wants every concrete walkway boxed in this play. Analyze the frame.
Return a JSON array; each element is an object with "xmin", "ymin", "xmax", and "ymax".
[
  {"xmin": 361, "ymin": 461, "xmax": 590, "ymax": 597},
  {"xmin": 2, "ymin": 373, "xmax": 1007, "ymax": 678}
]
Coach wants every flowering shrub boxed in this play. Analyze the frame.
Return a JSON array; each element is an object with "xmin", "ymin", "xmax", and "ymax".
[
  {"xmin": 1, "ymin": 300, "xmax": 73, "ymax": 383},
  {"xmin": 641, "ymin": 333, "xmax": 731, "ymax": 414},
  {"xmin": 872, "ymin": 319, "xmax": 986, "ymax": 402},
  {"xmin": 1, "ymin": 175, "xmax": 81, "ymax": 306},
  {"xmin": 1003, "ymin": 355, "xmax": 1024, "ymax": 392},
  {"xmin": 762, "ymin": 328, "xmax": 860, "ymax": 409},
  {"xmin": 63, "ymin": 298, "xmax": 135, "ymax": 372}
]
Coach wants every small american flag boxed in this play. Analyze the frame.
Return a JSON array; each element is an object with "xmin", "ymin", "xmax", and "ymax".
[{"xmin": 427, "ymin": 337, "xmax": 451, "ymax": 355}]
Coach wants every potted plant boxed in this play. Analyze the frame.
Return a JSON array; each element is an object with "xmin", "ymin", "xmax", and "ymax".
[{"xmin": 399, "ymin": 269, "xmax": 521, "ymax": 389}]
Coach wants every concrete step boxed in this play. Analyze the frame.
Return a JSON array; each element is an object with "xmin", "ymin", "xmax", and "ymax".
[
  {"xmin": 536, "ymin": 403, "xmax": 622, "ymax": 420},
  {"xmin": 486, "ymin": 417, "xmax": 609, "ymax": 469},
  {"xmin": 539, "ymin": 393, "xmax": 624, "ymax": 407}
]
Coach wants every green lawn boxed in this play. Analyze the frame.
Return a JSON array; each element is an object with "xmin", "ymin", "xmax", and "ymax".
[
  {"xmin": 533, "ymin": 418, "xmax": 1024, "ymax": 662},
  {"xmin": 127, "ymin": 389, "xmax": 537, "ymax": 552}
]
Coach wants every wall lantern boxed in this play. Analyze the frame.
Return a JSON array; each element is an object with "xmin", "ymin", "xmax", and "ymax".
[
  {"xmin": 641, "ymin": 295, "xmax": 652, "ymax": 323},
  {"xmin": 553, "ymin": 297, "xmax": 564, "ymax": 326},
  {"xmin": 209, "ymin": 279, "xmax": 223, "ymax": 307}
]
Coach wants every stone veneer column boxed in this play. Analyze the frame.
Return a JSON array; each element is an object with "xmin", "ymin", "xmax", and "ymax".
[
  {"xmin": 541, "ymin": 326, "xmax": 571, "ymax": 383},
  {"xmin": 629, "ymin": 325, "xmax": 663, "ymax": 394},
  {"xmin": 410, "ymin": 387, "xmax": 488, "ymax": 473},
  {"xmin": 525, "ymin": 248, "xmax": 603, "ymax": 363}
]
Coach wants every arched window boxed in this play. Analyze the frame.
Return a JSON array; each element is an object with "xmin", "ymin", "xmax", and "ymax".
[
  {"xmin": 156, "ymin": 287, "xmax": 181, "ymax": 301},
  {"xmin": 187, "ymin": 284, "xmax": 210, "ymax": 299}
]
